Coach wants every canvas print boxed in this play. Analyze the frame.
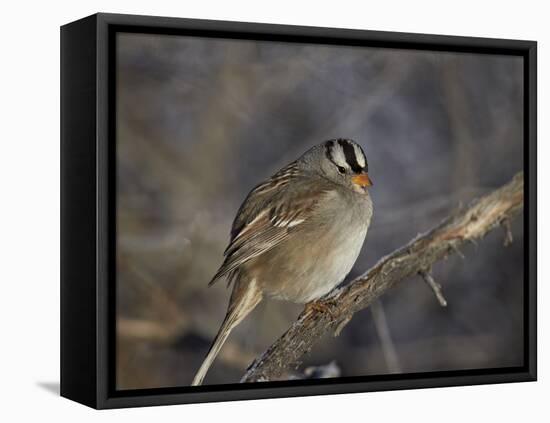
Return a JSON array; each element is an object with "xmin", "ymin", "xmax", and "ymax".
[{"xmin": 115, "ymin": 32, "xmax": 524, "ymax": 389}]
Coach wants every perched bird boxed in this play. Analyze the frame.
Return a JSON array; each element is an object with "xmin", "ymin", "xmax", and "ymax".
[{"xmin": 192, "ymin": 139, "xmax": 373, "ymax": 385}]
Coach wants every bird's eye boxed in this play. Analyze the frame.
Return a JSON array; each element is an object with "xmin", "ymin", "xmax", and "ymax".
[{"xmin": 337, "ymin": 166, "xmax": 346, "ymax": 174}]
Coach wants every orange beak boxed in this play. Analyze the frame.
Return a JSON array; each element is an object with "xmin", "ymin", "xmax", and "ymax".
[{"xmin": 352, "ymin": 172, "xmax": 373, "ymax": 188}]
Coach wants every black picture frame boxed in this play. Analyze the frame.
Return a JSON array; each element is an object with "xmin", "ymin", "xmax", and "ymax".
[{"xmin": 60, "ymin": 12, "xmax": 537, "ymax": 409}]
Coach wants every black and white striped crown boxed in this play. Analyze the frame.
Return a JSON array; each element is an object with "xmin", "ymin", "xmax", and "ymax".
[{"xmin": 324, "ymin": 138, "xmax": 368, "ymax": 174}]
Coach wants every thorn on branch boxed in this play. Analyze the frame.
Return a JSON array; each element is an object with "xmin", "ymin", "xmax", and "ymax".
[
  {"xmin": 419, "ymin": 269, "xmax": 447, "ymax": 307},
  {"xmin": 501, "ymin": 218, "xmax": 513, "ymax": 246}
]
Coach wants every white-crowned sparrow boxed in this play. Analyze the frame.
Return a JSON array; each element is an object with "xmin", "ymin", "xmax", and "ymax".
[{"xmin": 192, "ymin": 139, "xmax": 373, "ymax": 385}]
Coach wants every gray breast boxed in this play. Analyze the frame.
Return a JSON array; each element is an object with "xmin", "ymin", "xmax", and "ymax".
[{"xmin": 255, "ymin": 190, "xmax": 373, "ymax": 303}]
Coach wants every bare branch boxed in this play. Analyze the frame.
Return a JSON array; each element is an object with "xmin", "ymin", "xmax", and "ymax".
[{"xmin": 241, "ymin": 172, "xmax": 524, "ymax": 383}]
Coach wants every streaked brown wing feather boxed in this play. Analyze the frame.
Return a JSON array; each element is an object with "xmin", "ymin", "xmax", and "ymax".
[{"xmin": 209, "ymin": 171, "xmax": 333, "ymax": 287}]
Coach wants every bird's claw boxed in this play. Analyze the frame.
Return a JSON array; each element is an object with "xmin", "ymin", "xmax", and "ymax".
[{"xmin": 305, "ymin": 299, "xmax": 338, "ymax": 320}]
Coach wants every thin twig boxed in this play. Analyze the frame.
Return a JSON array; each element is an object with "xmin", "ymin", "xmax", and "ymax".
[
  {"xmin": 419, "ymin": 270, "xmax": 448, "ymax": 307},
  {"xmin": 371, "ymin": 300, "xmax": 402, "ymax": 373},
  {"xmin": 502, "ymin": 218, "xmax": 514, "ymax": 246},
  {"xmin": 450, "ymin": 243, "xmax": 465, "ymax": 259}
]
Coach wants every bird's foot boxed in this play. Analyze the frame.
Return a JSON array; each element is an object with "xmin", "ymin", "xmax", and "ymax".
[{"xmin": 305, "ymin": 299, "xmax": 338, "ymax": 320}]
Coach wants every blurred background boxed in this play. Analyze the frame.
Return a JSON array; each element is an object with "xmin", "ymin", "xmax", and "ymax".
[{"xmin": 115, "ymin": 32, "xmax": 524, "ymax": 389}]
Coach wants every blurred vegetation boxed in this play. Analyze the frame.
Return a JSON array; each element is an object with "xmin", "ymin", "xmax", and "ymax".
[{"xmin": 116, "ymin": 33, "xmax": 524, "ymax": 389}]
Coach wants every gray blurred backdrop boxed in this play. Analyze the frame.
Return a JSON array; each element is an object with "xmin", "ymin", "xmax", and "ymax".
[{"xmin": 116, "ymin": 32, "xmax": 524, "ymax": 389}]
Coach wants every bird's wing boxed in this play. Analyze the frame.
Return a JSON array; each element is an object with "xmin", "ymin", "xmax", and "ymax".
[{"xmin": 209, "ymin": 169, "xmax": 333, "ymax": 286}]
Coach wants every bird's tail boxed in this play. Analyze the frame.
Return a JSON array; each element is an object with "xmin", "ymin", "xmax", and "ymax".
[{"xmin": 191, "ymin": 279, "xmax": 262, "ymax": 386}]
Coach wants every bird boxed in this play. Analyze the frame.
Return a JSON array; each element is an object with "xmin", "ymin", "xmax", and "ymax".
[{"xmin": 191, "ymin": 138, "xmax": 373, "ymax": 386}]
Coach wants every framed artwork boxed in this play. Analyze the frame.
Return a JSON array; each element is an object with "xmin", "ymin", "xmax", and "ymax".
[{"xmin": 60, "ymin": 13, "xmax": 537, "ymax": 409}]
